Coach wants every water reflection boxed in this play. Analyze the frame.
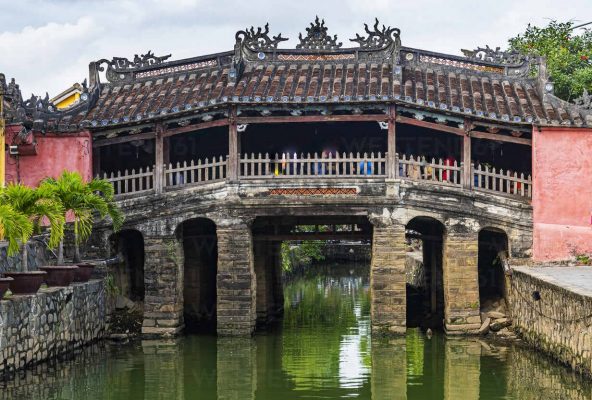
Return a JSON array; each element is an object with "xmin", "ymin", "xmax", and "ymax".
[{"xmin": 1, "ymin": 263, "xmax": 591, "ymax": 400}]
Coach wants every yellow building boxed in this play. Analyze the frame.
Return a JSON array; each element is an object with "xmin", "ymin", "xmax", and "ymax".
[{"xmin": 49, "ymin": 82, "xmax": 83, "ymax": 109}]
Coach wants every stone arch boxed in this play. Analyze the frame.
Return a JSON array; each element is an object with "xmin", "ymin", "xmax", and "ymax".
[
  {"xmin": 405, "ymin": 216, "xmax": 446, "ymax": 329},
  {"xmin": 108, "ymin": 229, "xmax": 145, "ymax": 302},
  {"xmin": 478, "ymin": 227, "xmax": 509, "ymax": 310},
  {"xmin": 176, "ymin": 217, "xmax": 218, "ymax": 333}
]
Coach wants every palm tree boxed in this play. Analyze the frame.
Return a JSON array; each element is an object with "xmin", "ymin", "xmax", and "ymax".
[
  {"xmin": 0, "ymin": 183, "xmax": 65, "ymax": 270},
  {"xmin": 41, "ymin": 171, "xmax": 124, "ymax": 264},
  {"xmin": 0, "ymin": 203, "xmax": 34, "ymax": 256}
]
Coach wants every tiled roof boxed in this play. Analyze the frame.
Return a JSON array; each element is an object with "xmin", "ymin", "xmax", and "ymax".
[{"xmin": 3, "ymin": 18, "xmax": 591, "ymax": 131}]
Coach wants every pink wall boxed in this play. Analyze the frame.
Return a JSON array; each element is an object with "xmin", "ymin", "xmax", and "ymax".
[
  {"xmin": 4, "ymin": 125, "xmax": 93, "ymax": 187},
  {"xmin": 532, "ymin": 126, "xmax": 592, "ymax": 261}
]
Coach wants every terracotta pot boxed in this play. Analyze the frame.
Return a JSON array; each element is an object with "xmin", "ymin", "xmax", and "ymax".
[
  {"xmin": 39, "ymin": 266, "xmax": 79, "ymax": 287},
  {"xmin": 74, "ymin": 263, "xmax": 95, "ymax": 282},
  {"xmin": 4, "ymin": 271, "xmax": 47, "ymax": 295},
  {"xmin": 0, "ymin": 277, "xmax": 14, "ymax": 299}
]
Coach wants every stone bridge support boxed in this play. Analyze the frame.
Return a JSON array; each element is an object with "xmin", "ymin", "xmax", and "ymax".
[
  {"xmin": 370, "ymin": 218, "xmax": 407, "ymax": 334},
  {"xmin": 442, "ymin": 218, "xmax": 481, "ymax": 334},
  {"xmin": 217, "ymin": 220, "xmax": 257, "ymax": 336},
  {"xmin": 142, "ymin": 233, "xmax": 185, "ymax": 337},
  {"xmin": 254, "ymin": 241, "xmax": 283, "ymax": 326}
]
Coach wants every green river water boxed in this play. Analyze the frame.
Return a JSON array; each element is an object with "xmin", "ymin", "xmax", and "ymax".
[{"xmin": 1, "ymin": 263, "xmax": 591, "ymax": 399}]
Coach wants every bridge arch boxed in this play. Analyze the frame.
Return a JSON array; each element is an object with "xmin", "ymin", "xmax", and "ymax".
[
  {"xmin": 108, "ymin": 229, "xmax": 145, "ymax": 302},
  {"xmin": 478, "ymin": 227, "xmax": 509, "ymax": 310},
  {"xmin": 176, "ymin": 217, "xmax": 218, "ymax": 333},
  {"xmin": 405, "ymin": 216, "xmax": 446, "ymax": 329}
]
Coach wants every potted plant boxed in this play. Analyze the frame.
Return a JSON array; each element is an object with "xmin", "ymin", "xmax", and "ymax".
[
  {"xmin": 0, "ymin": 183, "xmax": 64, "ymax": 294},
  {"xmin": 41, "ymin": 171, "xmax": 124, "ymax": 282}
]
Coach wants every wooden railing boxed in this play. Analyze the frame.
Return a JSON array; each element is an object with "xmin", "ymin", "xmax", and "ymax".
[
  {"xmin": 240, "ymin": 152, "xmax": 387, "ymax": 178},
  {"xmin": 398, "ymin": 155, "xmax": 462, "ymax": 187},
  {"xmin": 473, "ymin": 164, "xmax": 532, "ymax": 198},
  {"xmin": 101, "ymin": 167, "xmax": 155, "ymax": 196},
  {"xmin": 100, "ymin": 152, "xmax": 532, "ymax": 200},
  {"xmin": 165, "ymin": 156, "xmax": 227, "ymax": 188}
]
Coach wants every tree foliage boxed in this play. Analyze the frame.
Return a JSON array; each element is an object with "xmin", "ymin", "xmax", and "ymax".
[
  {"xmin": 0, "ymin": 204, "xmax": 33, "ymax": 256},
  {"xmin": 508, "ymin": 20, "xmax": 592, "ymax": 101},
  {"xmin": 40, "ymin": 170, "xmax": 124, "ymax": 263},
  {"xmin": 0, "ymin": 183, "xmax": 65, "ymax": 254}
]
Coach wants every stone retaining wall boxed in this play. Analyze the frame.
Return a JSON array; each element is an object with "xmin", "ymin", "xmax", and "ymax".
[
  {"xmin": 508, "ymin": 268, "xmax": 592, "ymax": 377},
  {"xmin": 0, "ymin": 238, "xmax": 49, "ymax": 274},
  {"xmin": 0, "ymin": 280, "xmax": 106, "ymax": 376}
]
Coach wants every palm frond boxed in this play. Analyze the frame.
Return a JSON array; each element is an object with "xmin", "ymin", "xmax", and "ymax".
[{"xmin": 0, "ymin": 204, "xmax": 33, "ymax": 256}]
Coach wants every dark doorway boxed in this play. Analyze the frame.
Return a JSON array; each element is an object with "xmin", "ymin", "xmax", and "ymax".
[
  {"xmin": 478, "ymin": 228, "xmax": 509, "ymax": 307},
  {"xmin": 405, "ymin": 217, "xmax": 445, "ymax": 329},
  {"xmin": 178, "ymin": 218, "xmax": 218, "ymax": 333},
  {"xmin": 109, "ymin": 229, "xmax": 145, "ymax": 301}
]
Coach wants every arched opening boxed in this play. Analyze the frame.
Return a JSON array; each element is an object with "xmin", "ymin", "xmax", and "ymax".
[
  {"xmin": 178, "ymin": 218, "xmax": 218, "ymax": 333},
  {"xmin": 405, "ymin": 217, "xmax": 445, "ymax": 329},
  {"xmin": 109, "ymin": 229, "xmax": 145, "ymax": 302},
  {"xmin": 478, "ymin": 228, "xmax": 509, "ymax": 311}
]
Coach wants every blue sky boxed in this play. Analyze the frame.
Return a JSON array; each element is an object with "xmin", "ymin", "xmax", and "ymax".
[{"xmin": 0, "ymin": 0, "xmax": 590, "ymax": 96}]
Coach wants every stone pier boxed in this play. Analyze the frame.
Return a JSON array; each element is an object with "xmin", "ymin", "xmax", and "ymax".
[
  {"xmin": 216, "ymin": 221, "xmax": 257, "ymax": 336},
  {"xmin": 442, "ymin": 219, "xmax": 481, "ymax": 333},
  {"xmin": 254, "ymin": 241, "xmax": 283, "ymax": 326},
  {"xmin": 142, "ymin": 234, "xmax": 185, "ymax": 337},
  {"xmin": 370, "ymin": 220, "xmax": 407, "ymax": 334}
]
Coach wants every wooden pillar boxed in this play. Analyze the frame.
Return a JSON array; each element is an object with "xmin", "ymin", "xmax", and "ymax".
[
  {"xmin": 155, "ymin": 124, "xmax": 165, "ymax": 194},
  {"xmin": 92, "ymin": 147, "xmax": 101, "ymax": 178},
  {"xmin": 462, "ymin": 134, "xmax": 471, "ymax": 189},
  {"xmin": 387, "ymin": 105, "xmax": 397, "ymax": 179},
  {"xmin": 462, "ymin": 119, "xmax": 473, "ymax": 189},
  {"xmin": 228, "ymin": 106, "xmax": 239, "ymax": 182}
]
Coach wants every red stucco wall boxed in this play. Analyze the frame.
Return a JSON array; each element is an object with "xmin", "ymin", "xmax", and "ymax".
[
  {"xmin": 4, "ymin": 125, "xmax": 92, "ymax": 187},
  {"xmin": 532, "ymin": 126, "xmax": 592, "ymax": 261}
]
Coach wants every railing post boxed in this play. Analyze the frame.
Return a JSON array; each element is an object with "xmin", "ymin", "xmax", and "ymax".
[
  {"xmin": 462, "ymin": 130, "xmax": 472, "ymax": 189},
  {"xmin": 228, "ymin": 106, "xmax": 239, "ymax": 182},
  {"xmin": 386, "ymin": 105, "xmax": 397, "ymax": 179},
  {"xmin": 154, "ymin": 123, "xmax": 164, "ymax": 194}
]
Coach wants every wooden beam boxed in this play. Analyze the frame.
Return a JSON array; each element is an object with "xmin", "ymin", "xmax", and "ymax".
[
  {"xmin": 228, "ymin": 106, "xmax": 239, "ymax": 182},
  {"xmin": 236, "ymin": 114, "xmax": 388, "ymax": 125},
  {"xmin": 387, "ymin": 105, "xmax": 397, "ymax": 179},
  {"xmin": 163, "ymin": 119, "xmax": 229, "ymax": 137},
  {"xmin": 92, "ymin": 131, "xmax": 155, "ymax": 148},
  {"xmin": 396, "ymin": 115, "xmax": 466, "ymax": 136},
  {"xmin": 469, "ymin": 130, "xmax": 532, "ymax": 146},
  {"xmin": 254, "ymin": 232, "xmax": 371, "ymax": 241}
]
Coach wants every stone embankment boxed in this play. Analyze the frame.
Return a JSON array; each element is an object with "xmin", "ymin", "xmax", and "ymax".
[
  {"xmin": 0, "ymin": 280, "xmax": 106, "ymax": 376},
  {"xmin": 507, "ymin": 266, "xmax": 592, "ymax": 377}
]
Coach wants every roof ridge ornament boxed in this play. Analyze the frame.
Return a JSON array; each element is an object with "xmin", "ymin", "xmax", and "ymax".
[
  {"xmin": 350, "ymin": 18, "xmax": 401, "ymax": 50},
  {"xmin": 296, "ymin": 16, "xmax": 342, "ymax": 50},
  {"xmin": 461, "ymin": 45, "xmax": 526, "ymax": 65},
  {"xmin": 235, "ymin": 23, "xmax": 288, "ymax": 51},
  {"xmin": 95, "ymin": 51, "xmax": 172, "ymax": 84},
  {"xmin": 574, "ymin": 89, "xmax": 592, "ymax": 110}
]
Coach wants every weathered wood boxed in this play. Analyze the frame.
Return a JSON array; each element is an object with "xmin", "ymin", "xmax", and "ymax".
[
  {"xmin": 236, "ymin": 114, "xmax": 389, "ymax": 125},
  {"xmin": 154, "ymin": 124, "xmax": 165, "ymax": 194},
  {"xmin": 462, "ymin": 134, "xmax": 472, "ymax": 189},
  {"xmin": 92, "ymin": 131, "xmax": 156, "ymax": 148},
  {"xmin": 396, "ymin": 115, "xmax": 465, "ymax": 137},
  {"xmin": 162, "ymin": 118, "xmax": 229, "ymax": 137},
  {"xmin": 387, "ymin": 105, "xmax": 396, "ymax": 178},
  {"xmin": 92, "ymin": 147, "xmax": 101, "ymax": 176},
  {"xmin": 470, "ymin": 130, "xmax": 532, "ymax": 146},
  {"xmin": 228, "ymin": 106, "xmax": 239, "ymax": 182}
]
